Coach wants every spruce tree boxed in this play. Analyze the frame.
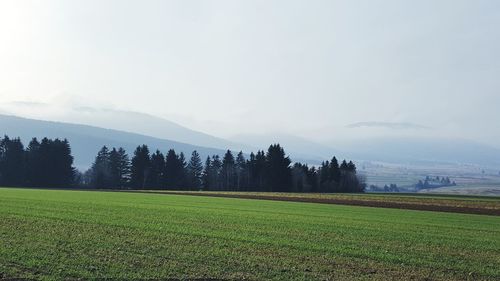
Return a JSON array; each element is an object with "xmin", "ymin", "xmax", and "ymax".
[
  {"xmin": 201, "ymin": 156, "xmax": 211, "ymax": 190},
  {"xmin": 340, "ymin": 160, "xmax": 349, "ymax": 171},
  {"xmin": 130, "ymin": 145, "xmax": 150, "ymax": 189},
  {"xmin": 164, "ymin": 149, "xmax": 184, "ymax": 189},
  {"xmin": 346, "ymin": 161, "xmax": 356, "ymax": 173},
  {"xmin": 235, "ymin": 151, "xmax": 246, "ymax": 191},
  {"xmin": 36, "ymin": 138, "xmax": 52, "ymax": 186},
  {"xmin": 319, "ymin": 161, "xmax": 330, "ymax": 192},
  {"xmin": 116, "ymin": 147, "xmax": 131, "ymax": 188},
  {"xmin": 25, "ymin": 138, "xmax": 41, "ymax": 187},
  {"xmin": 109, "ymin": 148, "xmax": 121, "ymax": 187},
  {"xmin": 255, "ymin": 151, "xmax": 267, "ymax": 191},
  {"xmin": 178, "ymin": 152, "xmax": 188, "ymax": 188},
  {"xmin": 221, "ymin": 150, "xmax": 236, "ymax": 190},
  {"xmin": 53, "ymin": 139, "xmax": 75, "ymax": 187},
  {"xmin": 91, "ymin": 146, "xmax": 111, "ymax": 188},
  {"xmin": 210, "ymin": 155, "xmax": 222, "ymax": 190},
  {"xmin": 0, "ymin": 136, "xmax": 25, "ymax": 186},
  {"xmin": 187, "ymin": 150, "xmax": 203, "ymax": 190},
  {"xmin": 149, "ymin": 150, "xmax": 165, "ymax": 189},
  {"xmin": 330, "ymin": 157, "xmax": 341, "ymax": 182},
  {"xmin": 264, "ymin": 144, "xmax": 291, "ymax": 192}
]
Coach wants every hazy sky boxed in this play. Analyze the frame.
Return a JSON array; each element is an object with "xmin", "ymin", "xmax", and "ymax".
[{"xmin": 0, "ymin": 0, "xmax": 499, "ymax": 146}]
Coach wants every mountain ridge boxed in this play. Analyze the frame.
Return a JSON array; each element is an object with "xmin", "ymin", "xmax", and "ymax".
[
  {"xmin": 0, "ymin": 114, "xmax": 226, "ymax": 170},
  {"xmin": 0, "ymin": 102, "xmax": 249, "ymax": 151}
]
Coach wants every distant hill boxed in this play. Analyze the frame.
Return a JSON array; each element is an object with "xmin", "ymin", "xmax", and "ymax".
[
  {"xmin": 65, "ymin": 107, "xmax": 250, "ymax": 151},
  {"xmin": 2, "ymin": 113, "xmax": 499, "ymax": 171},
  {"xmin": 0, "ymin": 102, "xmax": 249, "ymax": 151},
  {"xmin": 230, "ymin": 133, "xmax": 500, "ymax": 167},
  {"xmin": 0, "ymin": 114, "xmax": 226, "ymax": 170},
  {"xmin": 229, "ymin": 133, "xmax": 344, "ymax": 164},
  {"xmin": 331, "ymin": 137, "xmax": 500, "ymax": 167}
]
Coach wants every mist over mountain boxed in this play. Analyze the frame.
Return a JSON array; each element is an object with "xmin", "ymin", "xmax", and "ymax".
[
  {"xmin": 346, "ymin": 122, "xmax": 431, "ymax": 130},
  {"xmin": 0, "ymin": 102, "xmax": 248, "ymax": 152},
  {"xmin": 230, "ymin": 132, "xmax": 500, "ymax": 168},
  {"xmin": 0, "ymin": 114, "xmax": 225, "ymax": 170},
  {"xmin": 330, "ymin": 137, "xmax": 500, "ymax": 168},
  {"xmin": 229, "ymin": 134, "xmax": 344, "ymax": 164},
  {"xmin": 2, "ymin": 100, "xmax": 499, "ymax": 169}
]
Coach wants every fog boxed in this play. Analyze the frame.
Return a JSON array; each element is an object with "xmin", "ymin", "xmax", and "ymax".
[{"xmin": 1, "ymin": 0, "xmax": 499, "ymax": 147}]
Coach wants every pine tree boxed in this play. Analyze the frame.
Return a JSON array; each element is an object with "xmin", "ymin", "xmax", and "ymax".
[
  {"xmin": 221, "ymin": 150, "xmax": 236, "ymax": 190},
  {"xmin": 254, "ymin": 151, "xmax": 266, "ymax": 191},
  {"xmin": 330, "ymin": 157, "xmax": 341, "ymax": 182},
  {"xmin": 307, "ymin": 166, "xmax": 319, "ymax": 192},
  {"xmin": 148, "ymin": 150, "xmax": 165, "ymax": 189},
  {"xmin": 319, "ymin": 161, "xmax": 330, "ymax": 192},
  {"xmin": 201, "ymin": 156, "xmax": 211, "ymax": 190},
  {"xmin": 187, "ymin": 150, "xmax": 203, "ymax": 190},
  {"xmin": 107, "ymin": 147, "xmax": 130, "ymax": 188},
  {"xmin": 246, "ymin": 152, "xmax": 256, "ymax": 190},
  {"xmin": 91, "ymin": 146, "xmax": 111, "ymax": 188},
  {"xmin": 130, "ymin": 145, "xmax": 150, "ymax": 189},
  {"xmin": 0, "ymin": 136, "xmax": 75, "ymax": 188},
  {"xmin": 25, "ymin": 138, "xmax": 41, "ymax": 187},
  {"xmin": 235, "ymin": 151, "xmax": 246, "ymax": 191},
  {"xmin": 37, "ymin": 138, "xmax": 51, "ymax": 186},
  {"xmin": 346, "ymin": 161, "xmax": 356, "ymax": 173},
  {"xmin": 52, "ymin": 139, "xmax": 75, "ymax": 187},
  {"xmin": 164, "ymin": 149, "xmax": 184, "ymax": 189},
  {"xmin": 210, "ymin": 155, "xmax": 222, "ymax": 190},
  {"xmin": 340, "ymin": 160, "xmax": 349, "ymax": 171},
  {"xmin": 116, "ymin": 147, "xmax": 130, "ymax": 188},
  {"xmin": 338, "ymin": 160, "xmax": 360, "ymax": 192},
  {"xmin": 292, "ymin": 163, "xmax": 307, "ymax": 192},
  {"xmin": 109, "ymin": 148, "xmax": 121, "ymax": 188},
  {"xmin": 264, "ymin": 144, "xmax": 291, "ymax": 192},
  {"xmin": 178, "ymin": 152, "xmax": 188, "ymax": 188},
  {"xmin": 0, "ymin": 136, "xmax": 25, "ymax": 186}
]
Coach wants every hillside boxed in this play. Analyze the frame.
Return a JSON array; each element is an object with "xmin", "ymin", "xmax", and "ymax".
[
  {"xmin": 0, "ymin": 103, "xmax": 249, "ymax": 151},
  {"xmin": 331, "ymin": 137, "xmax": 500, "ymax": 167},
  {"xmin": 0, "ymin": 114, "xmax": 225, "ymax": 170}
]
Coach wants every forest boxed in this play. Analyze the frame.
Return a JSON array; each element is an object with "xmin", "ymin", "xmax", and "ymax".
[{"xmin": 0, "ymin": 135, "xmax": 365, "ymax": 193}]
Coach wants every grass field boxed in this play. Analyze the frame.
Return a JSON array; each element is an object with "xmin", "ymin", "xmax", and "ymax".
[
  {"xmin": 1, "ymin": 188, "xmax": 499, "ymax": 280},
  {"xmin": 137, "ymin": 190, "xmax": 500, "ymax": 215}
]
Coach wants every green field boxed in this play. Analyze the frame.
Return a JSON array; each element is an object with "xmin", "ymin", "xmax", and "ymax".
[
  {"xmin": 1, "ymin": 188, "xmax": 499, "ymax": 280},
  {"xmin": 138, "ymin": 190, "xmax": 500, "ymax": 214}
]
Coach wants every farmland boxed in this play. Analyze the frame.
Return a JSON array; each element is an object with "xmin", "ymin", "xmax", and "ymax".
[
  {"xmin": 1, "ymin": 188, "xmax": 499, "ymax": 280},
  {"xmin": 359, "ymin": 161, "xmax": 500, "ymax": 195},
  {"xmin": 137, "ymin": 190, "xmax": 500, "ymax": 215}
]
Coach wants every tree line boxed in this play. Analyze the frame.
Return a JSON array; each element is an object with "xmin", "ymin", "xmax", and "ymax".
[
  {"xmin": 0, "ymin": 135, "xmax": 365, "ymax": 192},
  {"xmin": 84, "ymin": 143, "xmax": 365, "ymax": 192},
  {"xmin": 415, "ymin": 176, "xmax": 456, "ymax": 190},
  {"xmin": 0, "ymin": 136, "xmax": 75, "ymax": 187}
]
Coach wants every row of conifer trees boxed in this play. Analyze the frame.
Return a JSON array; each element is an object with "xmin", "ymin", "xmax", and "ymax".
[
  {"xmin": 0, "ymin": 135, "xmax": 365, "ymax": 192},
  {"xmin": 0, "ymin": 136, "xmax": 74, "ymax": 187},
  {"xmin": 84, "ymin": 144, "xmax": 365, "ymax": 193}
]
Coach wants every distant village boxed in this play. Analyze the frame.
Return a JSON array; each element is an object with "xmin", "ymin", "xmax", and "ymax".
[{"xmin": 369, "ymin": 175, "xmax": 457, "ymax": 193}]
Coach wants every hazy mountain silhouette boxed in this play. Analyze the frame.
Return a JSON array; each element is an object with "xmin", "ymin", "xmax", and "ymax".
[
  {"xmin": 0, "ymin": 102, "xmax": 249, "ymax": 151},
  {"xmin": 231, "ymin": 133, "xmax": 500, "ymax": 167},
  {"xmin": 347, "ymin": 122, "xmax": 431, "ymax": 130},
  {"xmin": 229, "ymin": 133, "xmax": 344, "ymax": 164},
  {"xmin": 331, "ymin": 137, "xmax": 500, "ymax": 167},
  {"xmin": 69, "ymin": 107, "xmax": 250, "ymax": 151},
  {"xmin": 0, "ymin": 114, "xmax": 225, "ymax": 170},
  {"xmin": 2, "ymin": 112, "xmax": 499, "ymax": 169}
]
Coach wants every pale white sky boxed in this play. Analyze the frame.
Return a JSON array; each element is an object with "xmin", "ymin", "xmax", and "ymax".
[{"xmin": 0, "ymin": 0, "xmax": 499, "ymax": 146}]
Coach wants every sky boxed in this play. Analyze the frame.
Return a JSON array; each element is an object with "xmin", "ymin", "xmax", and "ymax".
[{"xmin": 0, "ymin": 0, "xmax": 499, "ymax": 146}]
